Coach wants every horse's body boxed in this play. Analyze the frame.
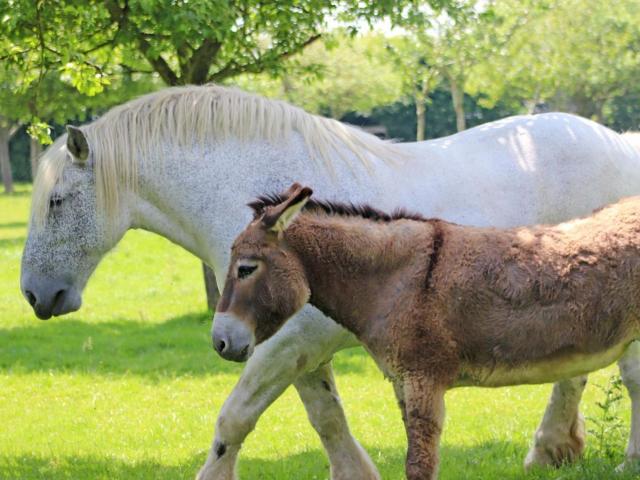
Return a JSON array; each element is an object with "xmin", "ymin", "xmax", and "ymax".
[
  {"xmin": 20, "ymin": 85, "xmax": 640, "ymax": 479},
  {"xmin": 215, "ymin": 185, "xmax": 640, "ymax": 480}
]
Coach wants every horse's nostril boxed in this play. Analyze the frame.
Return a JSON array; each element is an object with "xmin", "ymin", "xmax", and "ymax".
[
  {"xmin": 215, "ymin": 339, "xmax": 226, "ymax": 353},
  {"xmin": 25, "ymin": 290, "xmax": 36, "ymax": 307},
  {"xmin": 53, "ymin": 289, "xmax": 66, "ymax": 307}
]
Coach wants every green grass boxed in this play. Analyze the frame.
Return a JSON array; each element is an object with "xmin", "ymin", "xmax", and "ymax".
[{"xmin": 0, "ymin": 184, "xmax": 636, "ymax": 479}]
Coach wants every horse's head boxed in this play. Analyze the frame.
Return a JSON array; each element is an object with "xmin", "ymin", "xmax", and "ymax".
[
  {"xmin": 21, "ymin": 126, "xmax": 129, "ymax": 319},
  {"xmin": 212, "ymin": 183, "xmax": 313, "ymax": 361}
]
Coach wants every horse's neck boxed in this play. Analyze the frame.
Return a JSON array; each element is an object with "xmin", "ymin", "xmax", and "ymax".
[
  {"xmin": 285, "ymin": 214, "xmax": 432, "ymax": 338},
  {"xmin": 130, "ymin": 135, "xmax": 387, "ymax": 279}
]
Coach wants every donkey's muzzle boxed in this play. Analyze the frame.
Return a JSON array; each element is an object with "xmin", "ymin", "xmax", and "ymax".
[{"xmin": 212, "ymin": 312, "xmax": 254, "ymax": 362}]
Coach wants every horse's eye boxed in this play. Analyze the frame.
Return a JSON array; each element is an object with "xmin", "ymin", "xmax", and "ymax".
[
  {"xmin": 49, "ymin": 196, "xmax": 64, "ymax": 209},
  {"xmin": 238, "ymin": 265, "xmax": 257, "ymax": 279}
]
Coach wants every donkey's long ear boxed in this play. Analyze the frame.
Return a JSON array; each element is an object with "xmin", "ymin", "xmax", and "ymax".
[
  {"xmin": 262, "ymin": 184, "xmax": 313, "ymax": 233},
  {"xmin": 66, "ymin": 125, "xmax": 89, "ymax": 164}
]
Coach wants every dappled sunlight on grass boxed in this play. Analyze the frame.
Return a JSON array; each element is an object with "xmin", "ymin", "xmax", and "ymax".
[{"xmin": 0, "ymin": 186, "xmax": 636, "ymax": 478}]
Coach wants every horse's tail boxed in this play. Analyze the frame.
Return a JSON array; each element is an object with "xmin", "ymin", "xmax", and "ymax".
[{"xmin": 622, "ymin": 131, "xmax": 640, "ymax": 154}]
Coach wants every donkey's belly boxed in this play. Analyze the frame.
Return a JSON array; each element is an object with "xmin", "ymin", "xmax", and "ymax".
[{"xmin": 455, "ymin": 341, "xmax": 633, "ymax": 388}]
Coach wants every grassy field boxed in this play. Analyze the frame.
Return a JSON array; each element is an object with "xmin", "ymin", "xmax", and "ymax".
[{"xmin": 0, "ymin": 185, "xmax": 636, "ymax": 479}]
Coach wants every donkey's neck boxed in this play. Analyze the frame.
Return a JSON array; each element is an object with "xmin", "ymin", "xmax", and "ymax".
[{"xmin": 285, "ymin": 214, "xmax": 435, "ymax": 339}]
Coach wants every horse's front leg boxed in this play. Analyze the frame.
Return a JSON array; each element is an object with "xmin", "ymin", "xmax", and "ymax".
[
  {"xmin": 524, "ymin": 376, "xmax": 587, "ymax": 469},
  {"xmin": 294, "ymin": 362, "xmax": 381, "ymax": 480},
  {"xmin": 197, "ymin": 307, "xmax": 377, "ymax": 480},
  {"xmin": 398, "ymin": 375, "xmax": 446, "ymax": 480},
  {"xmin": 618, "ymin": 340, "xmax": 640, "ymax": 471}
]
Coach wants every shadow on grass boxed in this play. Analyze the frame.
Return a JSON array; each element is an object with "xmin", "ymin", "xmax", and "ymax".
[
  {"xmin": 0, "ymin": 221, "xmax": 27, "ymax": 229},
  {"xmin": 0, "ymin": 236, "xmax": 25, "ymax": 248},
  {"xmin": 436, "ymin": 440, "xmax": 638, "ymax": 480},
  {"xmin": 0, "ymin": 453, "xmax": 200, "ymax": 480},
  {"xmin": 1, "ymin": 442, "xmax": 636, "ymax": 480},
  {"xmin": 1, "ymin": 189, "xmax": 31, "ymax": 198},
  {"xmin": 0, "ymin": 312, "xmax": 245, "ymax": 379},
  {"xmin": 0, "ymin": 312, "xmax": 370, "ymax": 379}
]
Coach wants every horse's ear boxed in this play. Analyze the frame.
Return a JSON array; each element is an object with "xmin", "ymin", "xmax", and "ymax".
[
  {"xmin": 66, "ymin": 125, "xmax": 89, "ymax": 164},
  {"xmin": 262, "ymin": 185, "xmax": 313, "ymax": 233}
]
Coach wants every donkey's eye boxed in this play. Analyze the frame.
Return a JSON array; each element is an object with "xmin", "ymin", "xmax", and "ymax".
[
  {"xmin": 49, "ymin": 195, "xmax": 64, "ymax": 209},
  {"xmin": 238, "ymin": 265, "xmax": 257, "ymax": 279}
]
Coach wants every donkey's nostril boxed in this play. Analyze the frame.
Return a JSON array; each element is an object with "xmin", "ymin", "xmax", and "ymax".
[
  {"xmin": 25, "ymin": 290, "xmax": 36, "ymax": 307},
  {"xmin": 215, "ymin": 339, "xmax": 227, "ymax": 354}
]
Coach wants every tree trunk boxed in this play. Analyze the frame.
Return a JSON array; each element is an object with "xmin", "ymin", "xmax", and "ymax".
[
  {"xmin": 415, "ymin": 99, "xmax": 426, "ymax": 141},
  {"xmin": 30, "ymin": 137, "xmax": 42, "ymax": 181},
  {"xmin": 203, "ymin": 263, "xmax": 221, "ymax": 311},
  {"xmin": 450, "ymin": 78, "xmax": 466, "ymax": 132},
  {"xmin": 0, "ymin": 126, "xmax": 13, "ymax": 194}
]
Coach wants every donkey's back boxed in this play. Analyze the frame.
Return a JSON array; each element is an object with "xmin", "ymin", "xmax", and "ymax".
[{"xmin": 432, "ymin": 197, "xmax": 640, "ymax": 387}]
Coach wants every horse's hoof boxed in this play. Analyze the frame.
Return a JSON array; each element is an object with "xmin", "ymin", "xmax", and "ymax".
[
  {"xmin": 616, "ymin": 458, "xmax": 640, "ymax": 474},
  {"xmin": 525, "ymin": 414, "xmax": 585, "ymax": 470},
  {"xmin": 524, "ymin": 439, "xmax": 583, "ymax": 470}
]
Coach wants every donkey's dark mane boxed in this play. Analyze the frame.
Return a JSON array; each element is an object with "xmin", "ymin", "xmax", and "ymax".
[{"xmin": 248, "ymin": 193, "xmax": 427, "ymax": 223}]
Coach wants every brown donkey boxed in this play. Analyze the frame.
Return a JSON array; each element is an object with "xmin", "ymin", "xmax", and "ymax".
[{"xmin": 212, "ymin": 183, "xmax": 640, "ymax": 479}]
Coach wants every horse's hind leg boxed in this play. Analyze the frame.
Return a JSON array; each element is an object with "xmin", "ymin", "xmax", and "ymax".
[
  {"xmin": 524, "ymin": 376, "xmax": 587, "ymax": 469},
  {"xmin": 618, "ymin": 340, "xmax": 640, "ymax": 471},
  {"xmin": 294, "ymin": 362, "xmax": 380, "ymax": 480}
]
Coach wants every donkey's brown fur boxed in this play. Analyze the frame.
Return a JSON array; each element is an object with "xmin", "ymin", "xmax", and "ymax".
[{"xmin": 216, "ymin": 184, "xmax": 640, "ymax": 479}]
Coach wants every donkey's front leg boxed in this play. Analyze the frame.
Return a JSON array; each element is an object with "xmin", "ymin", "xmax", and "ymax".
[
  {"xmin": 618, "ymin": 340, "xmax": 640, "ymax": 471},
  {"xmin": 524, "ymin": 376, "xmax": 587, "ymax": 469},
  {"xmin": 295, "ymin": 362, "xmax": 381, "ymax": 480},
  {"xmin": 400, "ymin": 376, "xmax": 447, "ymax": 480}
]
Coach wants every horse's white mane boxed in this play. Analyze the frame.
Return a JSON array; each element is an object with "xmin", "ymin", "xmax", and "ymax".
[{"xmin": 32, "ymin": 84, "xmax": 404, "ymax": 228}]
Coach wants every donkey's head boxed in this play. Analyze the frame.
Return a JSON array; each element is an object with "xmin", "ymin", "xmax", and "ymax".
[
  {"xmin": 212, "ymin": 183, "xmax": 313, "ymax": 361},
  {"xmin": 21, "ymin": 126, "xmax": 130, "ymax": 319}
]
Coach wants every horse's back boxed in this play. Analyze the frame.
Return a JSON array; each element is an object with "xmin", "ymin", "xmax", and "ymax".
[{"xmin": 392, "ymin": 113, "xmax": 640, "ymax": 228}]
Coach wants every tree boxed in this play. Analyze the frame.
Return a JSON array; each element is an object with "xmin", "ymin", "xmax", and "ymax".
[
  {"xmin": 2, "ymin": 0, "xmax": 457, "ymax": 306},
  {"xmin": 467, "ymin": 0, "xmax": 640, "ymax": 121},
  {"xmin": 384, "ymin": 32, "xmax": 441, "ymax": 141},
  {"xmin": 0, "ymin": 59, "xmax": 157, "ymax": 193},
  {"xmin": 235, "ymin": 32, "xmax": 404, "ymax": 119},
  {"xmin": 0, "ymin": 66, "xmax": 29, "ymax": 194},
  {"xmin": 0, "ymin": 119, "xmax": 18, "ymax": 194},
  {"xmin": 0, "ymin": 1, "xmax": 441, "ymax": 96},
  {"xmin": 371, "ymin": 1, "xmax": 521, "ymax": 139},
  {"xmin": 435, "ymin": 3, "xmax": 485, "ymax": 132}
]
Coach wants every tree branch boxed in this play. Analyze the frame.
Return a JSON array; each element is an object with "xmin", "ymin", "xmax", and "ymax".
[
  {"xmin": 81, "ymin": 38, "xmax": 117, "ymax": 55},
  {"xmin": 188, "ymin": 37, "xmax": 222, "ymax": 84},
  {"xmin": 104, "ymin": 0, "xmax": 180, "ymax": 86},
  {"xmin": 208, "ymin": 33, "xmax": 322, "ymax": 82},
  {"xmin": 0, "ymin": 49, "xmax": 33, "ymax": 61}
]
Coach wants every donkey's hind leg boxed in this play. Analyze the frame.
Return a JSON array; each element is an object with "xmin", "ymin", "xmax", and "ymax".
[
  {"xmin": 618, "ymin": 340, "xmax": 640, "ymax": 472},
  {"xmin": 524, "ymin": 376, "xmax": 587, "ymax": 470},
  {"xmin": 295, "ymin": 362, "xmax": 381, "ymax": 480},
  {"xmin": 400, "ymin": 376, "xmax": 446, "ymax": 480}
]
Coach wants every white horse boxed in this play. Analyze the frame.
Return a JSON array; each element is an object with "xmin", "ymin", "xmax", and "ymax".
[{"xmin": 20, "ymin": 85, "xmax": 640, "ymax": 479}]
